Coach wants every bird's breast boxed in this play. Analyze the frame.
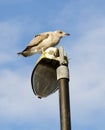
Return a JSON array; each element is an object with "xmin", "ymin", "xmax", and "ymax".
[
  {"xmin": 48, "ymin": 35, "xmax": 60, "ymax": 45},
  {"xmin": 41, "ymin": 35, "xmax": 60, "ymax": 50}
]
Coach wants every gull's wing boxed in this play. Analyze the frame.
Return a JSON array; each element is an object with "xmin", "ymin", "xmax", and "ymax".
[
  {"xmin": 23, "ymin": 33, "xmax": 49, "ymax": 51},
  {"xmin": 28, "ymin": 33, "xmax": 49, "ymax": 47}
]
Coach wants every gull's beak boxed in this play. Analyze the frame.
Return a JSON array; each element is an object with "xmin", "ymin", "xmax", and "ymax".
[
  {"xmin": 65, "ymin": 33, "xmax": 70, "ymax": 36},
  {"xmin": 63, "ymin": 32, "xmax": 70, "ymax": 36}
]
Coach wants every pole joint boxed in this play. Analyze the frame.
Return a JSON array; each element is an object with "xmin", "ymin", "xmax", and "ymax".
[{"xmin": 57, "ymin": 65, "xmax": 69, "ymax": 80}]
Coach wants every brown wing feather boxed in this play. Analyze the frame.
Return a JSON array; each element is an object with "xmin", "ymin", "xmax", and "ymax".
[
  {"xmin": 22, "ymin": 33, "xmax": 49, "ymax": 52},
  {"xmin": 27, "ymin": 33, "xmax": 49, "ymax": 47}
]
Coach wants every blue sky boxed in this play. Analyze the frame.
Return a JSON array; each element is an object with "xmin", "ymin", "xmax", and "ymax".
[{"xmin": 0, "ymin": 0, "xmax": 105, "ymax": 130}]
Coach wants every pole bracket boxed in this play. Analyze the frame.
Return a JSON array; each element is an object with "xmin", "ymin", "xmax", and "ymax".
[{"xmin": 57, "ymin": 65, "xmax": 69, "ymax": 80}]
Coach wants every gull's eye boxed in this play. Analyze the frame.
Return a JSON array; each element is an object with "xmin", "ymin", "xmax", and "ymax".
[{"xmin": 59, "ymin": 31, "xmax": 62, "ymax": 34}]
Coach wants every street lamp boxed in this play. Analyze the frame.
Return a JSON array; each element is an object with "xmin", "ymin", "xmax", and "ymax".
[{"xmin": 31, "ymin": 46, "xmax": 71, "ymax": 130}]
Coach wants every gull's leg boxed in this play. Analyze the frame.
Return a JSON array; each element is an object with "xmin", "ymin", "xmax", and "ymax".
[{"xmin": 42, "ymin": 48, "xmax": 46, "ymax": 57}]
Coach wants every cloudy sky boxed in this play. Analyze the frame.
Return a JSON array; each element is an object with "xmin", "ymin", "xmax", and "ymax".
[{"xmin": 0, "ymin": 0, "xmax": 105, "ymax": 130}]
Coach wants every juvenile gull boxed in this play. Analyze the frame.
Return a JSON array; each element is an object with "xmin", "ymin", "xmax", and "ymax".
[{"xmin": 17, "ymin": 30, "xmax": 70, "ymax": 57}]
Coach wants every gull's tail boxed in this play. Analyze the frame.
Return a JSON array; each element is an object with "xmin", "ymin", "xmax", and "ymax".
[{"xmin": 17, "ymin": 51, "xmax": 28, "ymax": 57}]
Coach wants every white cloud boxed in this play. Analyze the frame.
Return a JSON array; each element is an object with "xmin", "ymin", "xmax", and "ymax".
[
  {"xmin": 0, "ymin": 21, "xmax": 21, "ymax": 48},
  {"xmin": 0, "ymin": 1, "xmax": 105, "ymax": 129},
  {"xmin": 51, "ymin": 2, "xmax": 105, "ymax": 127},
  {"xmin": 0, "ymin": 66, "xmax": 60, "ymax": 124},
  {"xmin": 0, "ymin": 21, "xmax": 22, "ymax": 64},
  {"xmin": 0, "ymin": 19, "xmax": 41, "ymax": 65},
  {"xmin": 0, "ymin": 19, "xmax": 59, "ymax": 124},
  {"xmin": 69, "ymin": 17, "xmax": 105, "ymax": 126}
]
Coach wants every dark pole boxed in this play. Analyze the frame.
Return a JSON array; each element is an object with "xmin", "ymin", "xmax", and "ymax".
[
  {"xmin": 57, "ymin": 47, "xmax": 71, "ymax": 130},
  {"xmin": 58, "ymin": 75, "xmax": 71, "ymax": 130}
]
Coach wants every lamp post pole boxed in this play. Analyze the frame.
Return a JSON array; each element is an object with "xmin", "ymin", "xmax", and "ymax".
[{"xmin": 57, "ymin": 47, "xmax": 71, "ymax": 130}]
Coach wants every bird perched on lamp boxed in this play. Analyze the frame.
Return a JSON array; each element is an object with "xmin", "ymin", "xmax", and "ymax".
[{"xmin": 17, "ymin": 30, "xmax": 70, "ymax": 57}]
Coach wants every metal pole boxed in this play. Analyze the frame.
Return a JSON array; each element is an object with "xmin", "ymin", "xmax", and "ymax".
[
  {"xmin": 58, "ymin": 76, "xmax": 71, "ymax": 130},
  {"xmin": 57, "ymin": 47, "xmax": 71, "ymax": 130}
]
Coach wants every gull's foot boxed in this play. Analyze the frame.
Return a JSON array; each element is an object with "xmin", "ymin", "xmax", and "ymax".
[{"xmin": 42, "ymin": 51, "xmax": 46, "ymax": 57}]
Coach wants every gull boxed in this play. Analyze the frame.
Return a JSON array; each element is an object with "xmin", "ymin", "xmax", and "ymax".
[{"xmin": 17, "ymin": 30, "xmax": 70, "ymax": 57}]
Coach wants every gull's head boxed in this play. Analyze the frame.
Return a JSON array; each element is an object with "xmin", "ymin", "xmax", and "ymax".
[{"xmin": 55, "ymin": 30, "xmax": 70, "ymax": 37}]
